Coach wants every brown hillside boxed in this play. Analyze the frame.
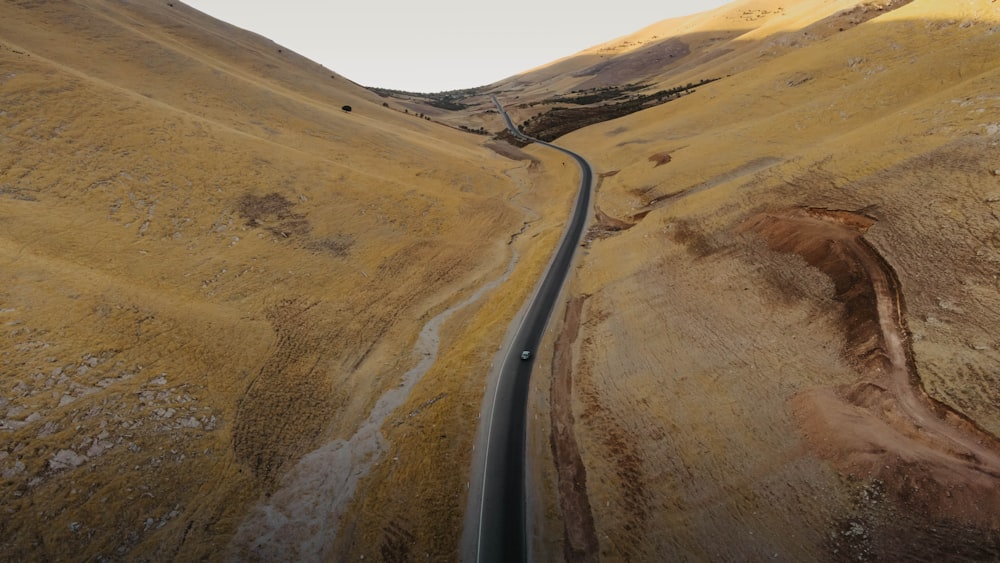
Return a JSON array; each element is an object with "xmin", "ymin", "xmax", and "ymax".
[
  {"xmin": 0, "ymin": 0, "xmax": 577, "ymax": 560},
  {"xmin": 333, "ymin": 0, "xmax": 1000, "ymax": 560},
  {"xmin": 475, "ymin": 0, "xmax": 1000, "ymax": 561},
  {"xmin": 4, "ymin": 0, "xmax": 1000, "ymax": 561}
]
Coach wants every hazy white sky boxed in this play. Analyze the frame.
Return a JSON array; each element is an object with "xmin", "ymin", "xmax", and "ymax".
[{"xmin": 184, "ymin": 0, "xmax": 732, "ymax": 92}]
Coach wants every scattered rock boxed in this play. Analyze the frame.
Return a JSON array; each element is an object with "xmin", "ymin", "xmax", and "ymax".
[
  {"xmin": 0, "ymin": 420, "xmax": 26, "ymax": 431},
  {"xmin": 36, "ymin": 421, "xmax": 59, "ymax": 437},
  {"xmin": 2, "ymin": 460, "xmax": 25, "ymax": 478},
  {"xmin": 87, "ymin": 441, "xmax": 110, "ymax": 457},
  {"xmin": 49, "ymin": 449, "xmax": 88, "ymax": 470},
  {"xmin": 785, "ymin": 72, "xmax": 813, "ymax": 87},
  {"xmin": 153, "ymin": 407, "xmax": 176, "ymax": 419},
  {"xmin": 179, "ymin": 417, "xmax": 201, "ymax": 429}
]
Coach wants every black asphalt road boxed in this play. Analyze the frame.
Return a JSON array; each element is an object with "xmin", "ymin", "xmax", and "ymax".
[{"xmin": 467, "ymin": 98, "xmax": 593, "ymax": 562}]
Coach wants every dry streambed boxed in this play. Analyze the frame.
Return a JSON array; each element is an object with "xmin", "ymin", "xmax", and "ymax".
[{"xmin": 228, "ymin": 252, "xmax": 518, "ymax": 561}]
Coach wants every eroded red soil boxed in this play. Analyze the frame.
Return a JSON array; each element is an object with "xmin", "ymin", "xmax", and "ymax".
[
  {"xmin": 744, "ymin": 208, "xmax": 1000, "ymax": 530},
  {"xmin": 549, "ymin": 296, "xmax": 600, "ymax": 562}
]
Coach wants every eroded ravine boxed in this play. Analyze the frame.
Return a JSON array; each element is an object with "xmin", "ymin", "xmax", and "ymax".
[
  {"xmin": 745, "ymin": 208, "xmax": 1000, "ymax": 529},
  {"xmin": 226, "ymin": 252, "xmax": 520, "ymax": 560},
  {"xmin": 549, "ymin": 295, "xmax": 600, "ymax": 562}
]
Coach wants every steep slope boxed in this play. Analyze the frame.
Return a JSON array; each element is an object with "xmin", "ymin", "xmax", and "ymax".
[
  {"xmin": 6, "ymin": 0, "xmax": 999, "ymax": 560},
  {"xmin": 0, "ymin": 0, "xmax": 577, "ymax": 560},
  {"xmin": 430, "ymin": 0, "xmax": 926, "ymax": 139},
  {"xmin": 316, "ymin": 0, "xmax": 1000, "ymax": 559},
  {"xmin": 504, "ymin": 0, "xmax": 1000, "ymax": 560}
]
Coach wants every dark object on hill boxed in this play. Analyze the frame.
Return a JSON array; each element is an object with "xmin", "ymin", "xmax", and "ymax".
[
  {"xmin": 517, "ymin": 78, "xmax": 721, "ymax": 142},
  {"xmin": 342, "ymin": 105, "xmax": 352, "ymax": 112}
]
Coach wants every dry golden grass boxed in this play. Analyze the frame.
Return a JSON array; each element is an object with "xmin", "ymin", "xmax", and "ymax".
[
  {"xmin": 4, "ymin": 0, "xmax": 1000, "ymax": 560},
  {"xmin": 333, "ymin": 162, "xmax": 578, "ymax": 560},
  {"xmin": 0, "ymin": 0, "xmax": 568, "ymax": 559},
  {"xmin": 491, "ymin": 0, "xmax": 1000, "ymax": 560}
]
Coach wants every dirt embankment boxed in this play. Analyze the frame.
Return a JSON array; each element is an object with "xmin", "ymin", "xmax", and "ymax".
[
  {"xmin": 549, "ymin": 295, "xmax": 599, "ymax": 562},
  {"xmin": 744, "ymin": 208, "xmax": 1000, "ymax": 531},
  {"xmin": 585, "ymin": 170, "xmax": 637, "ymax": 246}
]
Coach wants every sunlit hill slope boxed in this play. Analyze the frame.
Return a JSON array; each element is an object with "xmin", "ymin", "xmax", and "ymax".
[
  {"xmin": 476, "ymin": 0, "xmax": 1000, "ymax": 560},
  {"xmin": 0, "ymin": 0, "xmax": 576, "ymax": 560},
  {"xmin": 375, "ymin": 0, "xmax": 1000, "ymax": 560},
  {"xmin": 3, "ymin": 0, "xmax": 1000, "ymax": 561}
]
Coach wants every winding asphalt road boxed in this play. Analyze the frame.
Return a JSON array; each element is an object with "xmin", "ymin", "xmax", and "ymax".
[{"xmin": 462, "ymin": 97, "xmax": 594, "ymax": 562}]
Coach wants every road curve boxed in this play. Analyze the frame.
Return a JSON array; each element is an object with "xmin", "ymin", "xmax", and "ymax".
[{"xmin": 462, "ymin": 97, "xmax": 594, "ymax": 563}]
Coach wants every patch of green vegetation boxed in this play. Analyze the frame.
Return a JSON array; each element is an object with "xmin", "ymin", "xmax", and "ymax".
[
  {"xmin": 512, "ymin": 78, "xmax": 722, "ymax": 142},
  {"xmin": 369, "ymin": 86, "xmax": 483, "ymax": 111},
  {"xmin": 542, "ymin": 83, "xmax": 649, "ymax": 106}
]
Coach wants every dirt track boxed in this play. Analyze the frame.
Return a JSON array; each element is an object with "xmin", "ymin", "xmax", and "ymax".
[{"xmin": 745, "ymin": 208, "xmax": 1000, "ymax": 530}]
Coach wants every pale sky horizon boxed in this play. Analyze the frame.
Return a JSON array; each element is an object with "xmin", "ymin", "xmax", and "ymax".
[{"xmin": 184, "ymin": 0, "xmax": 733, "ymax": 92}]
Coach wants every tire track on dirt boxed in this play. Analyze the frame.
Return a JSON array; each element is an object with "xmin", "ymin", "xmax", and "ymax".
[{"xmin": 232, "ymin": 297, "xmax": 332, "ymax": 484}]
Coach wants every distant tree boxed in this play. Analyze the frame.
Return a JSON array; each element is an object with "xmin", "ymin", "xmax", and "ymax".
[{"xmin": 342, "ymin": 105, "xmax": 352, "ymax": 112}]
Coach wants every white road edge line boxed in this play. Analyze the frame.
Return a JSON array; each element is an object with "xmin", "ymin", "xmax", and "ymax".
[
  {"xmin": 475, "ymin": 286, "xmax": 538, "ymax": 562},
  {"xmin": 476, "ymin": 96, "xmax": 578, "ymax": 562}
]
